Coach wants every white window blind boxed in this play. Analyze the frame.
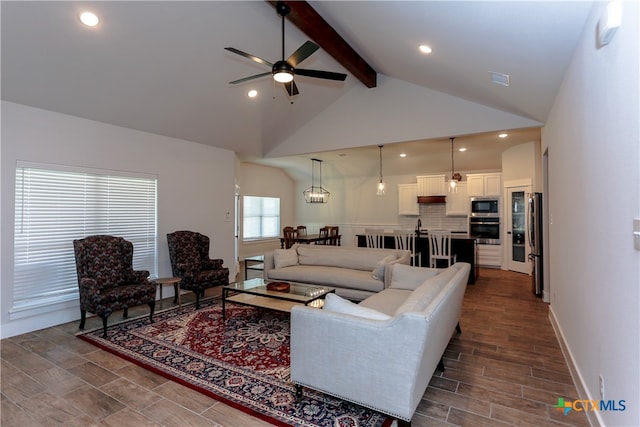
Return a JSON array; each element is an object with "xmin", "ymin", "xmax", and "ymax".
[
  {"xmin": 13, "ymin": 163, "xmax": 158, "ymax": 315},
  {"xmin": 243, "ymin": 196, "xmax": 280, "ymax": 240}
]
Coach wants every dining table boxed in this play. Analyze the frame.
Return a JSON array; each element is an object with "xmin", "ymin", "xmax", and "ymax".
[{"xmin": 279, "ymin": 233, "xmax": 341, "ymax": 248}]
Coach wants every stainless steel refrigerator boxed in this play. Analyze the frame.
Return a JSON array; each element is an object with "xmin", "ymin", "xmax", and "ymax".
[{"xmin": 528, "ymin": 193, "xmax": 543, "ymax": 296}]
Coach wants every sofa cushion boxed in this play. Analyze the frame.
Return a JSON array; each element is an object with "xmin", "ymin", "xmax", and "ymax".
[
  {"xmin": 394, "ymin": 266, "xmax": 459, "ymax": 315},
  {"xmin": 359, "ymin": 288, "xmax": 412, "ymax": 316},
  {"xmin": 323, "ymin": 293, "xmax": 391, "ymax": 320},
  {"xmin": 296, "ymin": 245, "xmax": 398, "ymax": 272},
  {"xmin": 389, "ymin": 264, "xmax": 441, "ymax": 291},
  {"xmin": 273, "ymin": 248, "xmax": 298, "ymax": 269},
  {"xmin": 372, "ymin": 254, "xmax": 396, "ymax": 280}
]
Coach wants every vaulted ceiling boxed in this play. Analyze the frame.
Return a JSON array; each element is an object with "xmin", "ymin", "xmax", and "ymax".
[{"xmin": 1, "ymin": 1, "xmax": 594, "ymax": 178}]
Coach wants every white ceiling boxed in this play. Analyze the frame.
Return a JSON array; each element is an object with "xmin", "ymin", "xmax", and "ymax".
[{"xmin": 1, "ymin": 1, "xmax": 593, "ymax": 178}]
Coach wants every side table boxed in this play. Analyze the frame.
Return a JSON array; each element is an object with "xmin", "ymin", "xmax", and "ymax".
[
  {"xmin": 153, "ymin": 277, "xmax": 182, "ymax": 309},
  {"xmin": 244, "ymin": 255, "xmax": 264, "ymax": 278}
]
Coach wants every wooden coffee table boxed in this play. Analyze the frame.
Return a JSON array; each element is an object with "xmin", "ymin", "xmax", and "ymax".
[{"xmin": 222, "ymin": 278, "xmax": 334, "ymax": 320}]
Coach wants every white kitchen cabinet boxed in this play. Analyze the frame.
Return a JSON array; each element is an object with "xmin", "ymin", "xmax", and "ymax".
[
  {"xmin": 398, "ymin": 184, "xmax": 419, "ymax": 215},
  {"xmin": 477, "ymin": 244, "xmax": 503, "ymax": 267},
  {"xmin": 467, "ymin": 173, "xmax": 502, "ymax": 197},
  {"xmin": 445, "ymin": 182, "xmax": 468, "ymax": 216},
  {"xmin": 416, "ymin": 175, "xmax": 446, "ymax": 196}
]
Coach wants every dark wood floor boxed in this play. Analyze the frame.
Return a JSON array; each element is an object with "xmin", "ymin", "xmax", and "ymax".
[{"xmin": 1, "ymin": 267, "xmax": 589, "ymax": 426}]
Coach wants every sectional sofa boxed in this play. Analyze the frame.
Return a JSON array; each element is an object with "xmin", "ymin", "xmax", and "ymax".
[
  {"xmin": 263, "ymin": 243, "xmax": 411, "ymax": 301},
  {"xmin": 290, "ymin": 262, "xmax": 471, "ymax": 425}
]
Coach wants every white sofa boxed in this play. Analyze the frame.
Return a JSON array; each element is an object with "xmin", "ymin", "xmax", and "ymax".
[
  {"xmin": 290, "ymin": 262, "xmax": 471, "ymax": 425},
  {"xmin": 263, "ymin": 244, "xmax": 410, "ymax": 301}
]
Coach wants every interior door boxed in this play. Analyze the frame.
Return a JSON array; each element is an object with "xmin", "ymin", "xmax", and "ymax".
[{"xmin": 507, "ymin": 186, "xmax": 531, "ymax": 274}]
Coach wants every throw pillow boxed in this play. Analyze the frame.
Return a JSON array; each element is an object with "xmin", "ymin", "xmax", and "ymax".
[
  {"xmin": 389, "ymin": 263, "xmax": 440, "ymax": 290},
  {"xmin": 372, "ymin": 254, "xmax": 397, "ymax": 280},
  {"xmin": 323, "ymin": 293, "xmax": 391, "ymax": 321},
  {"xmin": 273, "ymin": 249, "xmax": 298, "ymax": 269}
]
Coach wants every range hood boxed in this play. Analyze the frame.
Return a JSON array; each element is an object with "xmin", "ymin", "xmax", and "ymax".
[{"xmin": 417, "ymin": 196, "xmax": 446, "ymax": 204}]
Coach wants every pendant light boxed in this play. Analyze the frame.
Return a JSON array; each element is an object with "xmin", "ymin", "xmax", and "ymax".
[
  {"xmin": 376, "ymin": 145, "xmax": 385, "ymax": 195},
  {"xmin": 448, "ymin": 137, "xmax": 461, "ymax": 193},
  {"xmin": 303, "ymin": 158, "xmax": 330, "ymax": 203}
]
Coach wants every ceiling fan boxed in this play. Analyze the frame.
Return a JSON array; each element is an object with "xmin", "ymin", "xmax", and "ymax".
[{"xmin": 224, "ymin": 1, "xmax": 347, "ymax": 96}]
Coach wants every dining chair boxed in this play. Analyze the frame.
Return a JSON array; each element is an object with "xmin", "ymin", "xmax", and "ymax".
[
  {"xmin": 316, "ymin": 226, "xmax": 329, "ymax": 245},
  {"xmin": 296, "ymin": 225, "xmax": 307, "ymax": 237},
  {"xmin": 394, "ymin": 229, "xmax": 421, "ymax": 266},
  {"xmin": 428, "ymin": 230, "xmax": 457, "ymax": 268},
  {"xmin": 328, "ymin": 226, "xmax": 340, "ymax": 246},
  {"xmin": 283, "ymin": 226, "xmax": 298, "ymax": 249},
  {"xmin": 365, "ymin": 228, "xmax": 385, "ymax": 249}
]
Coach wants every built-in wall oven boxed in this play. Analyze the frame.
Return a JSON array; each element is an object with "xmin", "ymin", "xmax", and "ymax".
[{"xmin": 469, "ymin": 217, "xmax": 501, "ymax": 245}]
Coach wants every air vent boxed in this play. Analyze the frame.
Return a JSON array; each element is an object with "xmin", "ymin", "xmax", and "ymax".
[{"xmin": 489, "ymin": 71, "xmax": 510, "ymax": 87}]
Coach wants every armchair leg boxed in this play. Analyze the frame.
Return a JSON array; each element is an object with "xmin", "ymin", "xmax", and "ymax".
[
  {"xmin": 100, "ymin": 315, "xmax": 109, "ymax": 338},
  {"xmin": 456, "ymin": 322, "xmax": 462, "ymax": 334},
  {"xmin": 195, "ymin": 292, "xmax": 201, "ymax": 310},
  {"xmin": 148, "ymin": 301, "xmax": 155, "ymax": 323},
  {"xmin": 295, "ymin": 385, "xmax": 303, "ymax": 402},
  {"xmin": 437, "ymin": 358, "xmax": 445, "ymax": 373},
  {"xmin": 397, "ymin": 419, "xmax": 411, "ymax": 427},
  {"xmin": 79, "ymin": 309, "xmax": 87, "ymax": 330},
  {"xmin": 123, "ymin": 307, "xmax": 129, "ymax": 319}
]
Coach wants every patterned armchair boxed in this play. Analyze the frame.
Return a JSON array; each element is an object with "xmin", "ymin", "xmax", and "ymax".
[
  {"xmin": 73, "ymin": 235, "xmax": 156, "ymax": 338},
  {"xmin": 166, "ymin": 231, "xmax": 229, "ymax": 309}
]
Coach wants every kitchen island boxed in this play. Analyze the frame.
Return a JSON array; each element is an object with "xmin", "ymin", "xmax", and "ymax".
[{"xmin": 356, "ymin": 233, "xmax": 478, "ymax": 284}]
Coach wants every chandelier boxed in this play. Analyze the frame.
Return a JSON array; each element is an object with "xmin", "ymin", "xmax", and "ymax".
[
  {"xmin": 448, "ymin": 137, "xmax": 461, "ymax": 193},
  {"xmin": 303, "ymin": 158, "xmax": 330, "ymax": 203},
  {"xmin": 377, "ymin": 145, "xmax": 385, "ymax": 195}
]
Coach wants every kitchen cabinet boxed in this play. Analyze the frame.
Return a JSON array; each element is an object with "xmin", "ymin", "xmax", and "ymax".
[
  {"xmin": 477, "ymin": 244, "xmax": 502, "ymax": 267},
  {"xmin": 467, "ymin": 173, "xmax": 502, "ymax": 197},
  {"xmin": 445, "ymin": 181, "xmax": 468, "ymax": 216},
  {"xmin": 398, "ymin": 184, "xmax": 419, "ymax": 216},
  {"xmin": 416, "ymin": 175, "xmax": 446, "ymax": 196}
]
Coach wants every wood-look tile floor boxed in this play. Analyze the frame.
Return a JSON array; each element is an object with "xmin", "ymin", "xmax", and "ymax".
[{"xmin": 1, "ymin": 267, "xmax": 589, "ymax": 426}]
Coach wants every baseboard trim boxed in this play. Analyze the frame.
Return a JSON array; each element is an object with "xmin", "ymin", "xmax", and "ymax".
[{"xmin": 548, "ymin": 306, "xmax": 601, "ymax": 427}]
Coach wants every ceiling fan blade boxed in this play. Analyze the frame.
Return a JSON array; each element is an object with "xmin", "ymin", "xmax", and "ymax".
[
  {"xmin": 287, "ymin": 41, "xmax": 319, "ymax": 67},
  {"xmin": 229, "ymin": 72, "xmax": 272, "ymax": 85},
  {"xmin": 224, "ymin": 47, "xmax": 273, "ymax": 67},
  {"xmin": 283, "ymin": 80, "xmax": 299, "ymax": 96},
  {"xmin": 295, "ymin": 68, "xmax": 347, "ymax": 81}
]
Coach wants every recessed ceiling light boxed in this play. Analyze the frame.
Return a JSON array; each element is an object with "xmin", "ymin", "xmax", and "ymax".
[
  {"xmin": 399, "ymin": 153, "xmax": 407, "ymax": 158},
  {"xmin": 247, "ymin": 89, "xmax": 258, "ymax": 98},
  {"xmin": 79, "ymin": 11, "xmax": 99, "ymax": 27},
  {"xmin": 499, "ymin": 133, "xmax": 508, "ymax": 138},
  {"xmin": 458, "ymin": 148, "xmax": 467, "ymax": 152},
  {"xmin": 418, "ymin": 44, "xmax": 432, "ymax": 54}
]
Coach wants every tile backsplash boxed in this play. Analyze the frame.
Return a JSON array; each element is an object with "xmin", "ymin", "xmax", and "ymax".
[{"xmin": 398, "ymin": 204, "xmax": 468, "ymax": 232}]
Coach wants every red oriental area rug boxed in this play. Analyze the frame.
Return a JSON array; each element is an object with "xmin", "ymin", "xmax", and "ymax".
[{"xmin": 77, "ymin": 297, "xmax": 391, "ymax": 427}]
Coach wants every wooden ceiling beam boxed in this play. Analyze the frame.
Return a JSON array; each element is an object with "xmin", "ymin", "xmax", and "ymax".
[{"xmin": 266, "ymin": 0, "xmax": 377, "ymax": 88}]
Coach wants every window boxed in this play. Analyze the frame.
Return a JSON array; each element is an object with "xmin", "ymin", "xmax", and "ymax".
[
  {"xmin": 243, "ymin": 196, "xmax": 280, "ymax": 240},
  {"xmin": 13, "ymin": 162, "xmax": 157, "ymax": 317}
]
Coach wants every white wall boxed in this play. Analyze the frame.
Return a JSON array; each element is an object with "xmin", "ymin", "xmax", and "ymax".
[
  {"xmin": 543, "ymin": 2, "xmax": 639, "ymax": 426},
  {"xmin": 237, "ymin": 162, "xmax": 295, "ymax": 259},
  {"xmin": 1, "ymin": 102, "xmax": 236, "ymax": 339}
]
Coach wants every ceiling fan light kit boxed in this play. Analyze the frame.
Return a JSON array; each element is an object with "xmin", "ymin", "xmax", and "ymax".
[{"xmin": 224, "ymin": 1, "xmax": 346, "ymax": 97}]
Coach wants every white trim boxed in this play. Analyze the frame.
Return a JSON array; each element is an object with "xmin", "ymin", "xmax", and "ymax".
[{"xmin": 549, "ymin": 306, "xmax": 601, "ymax": 427}]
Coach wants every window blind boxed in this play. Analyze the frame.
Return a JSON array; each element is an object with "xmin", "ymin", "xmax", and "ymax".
[
  {"xmin": 243, "ymin": 196, "xmax": 280, "ymax": 240},
  {"xmin": 13, "ymin": 163, "xmax": 157, "ymax": 315}
]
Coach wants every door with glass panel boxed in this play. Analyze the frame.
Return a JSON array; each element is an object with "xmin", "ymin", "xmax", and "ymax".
[{"xmin": 507, "ymin": 186, "xmax": 531, "ymax": 274}]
